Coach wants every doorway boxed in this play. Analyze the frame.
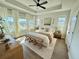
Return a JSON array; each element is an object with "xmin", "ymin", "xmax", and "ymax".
[{"xmin": 66, "ymin": 16, "xmax": 77, "ymax": 49}]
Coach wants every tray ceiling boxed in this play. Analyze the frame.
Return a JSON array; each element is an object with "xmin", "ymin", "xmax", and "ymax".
[
  {"xmin": 6, "ymin": 0, "xmax": 62, "ymax": 12},
  {"xmin": 1, "ymin": 0, "xmax": 77, "ymax": 15},
  {"xmin": 18, "ymin": 0, "xmax": 61, "ymax": 10}
]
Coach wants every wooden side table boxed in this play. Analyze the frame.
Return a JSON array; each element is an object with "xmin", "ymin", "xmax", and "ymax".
[{"xmin": 0, "ymin": 43, "xmax": 24, "ymax": 59}]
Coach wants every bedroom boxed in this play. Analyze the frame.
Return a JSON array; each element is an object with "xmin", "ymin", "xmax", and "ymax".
[{"xmin": 0, "ymin": 0, "xmax": 79, "ymax": 59}]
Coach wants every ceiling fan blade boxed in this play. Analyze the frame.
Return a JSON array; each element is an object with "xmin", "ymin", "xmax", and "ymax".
[
  {"xmin": 33, "ymin": 0, "xmax": 37, "ymax": 3},
  {"xmin": 40, "ymin": 1, "xmax": 48, "ymax": 5},
  {"xmin": 39, "ymin": 5, "xmax": 46, "ymax": 9},
  {"xmin": 29, "ymin": 5, "xmax": 36, "ymax": 6}
]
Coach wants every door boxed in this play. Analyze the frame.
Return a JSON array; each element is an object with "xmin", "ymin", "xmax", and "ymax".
[
  {"xmin": 69, "ymin": 12, "xmax": 79, "ymax": 59},
  {"xmin": 66, "ymin": 16, "xmax": 77, "ymax": 49}
]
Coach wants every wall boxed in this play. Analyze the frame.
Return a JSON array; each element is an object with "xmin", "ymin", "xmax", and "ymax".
[
  {"xmin": 0, "ymin": 6, "xmax": 7, "ymax": 17},
  {"xmin": 65, "ymin": 0, "xmax": 79, "ymax": 48},
  {"xmin": 68, "ymin": 11, "xmax": 79, "ymax": 59},
  {"xmin": 36, "ymin": 10, "xmax": 70, "ymax": 36},
  {"xmin": 65, "ymin": 0, "xmax": 79, "ymax": 59}
]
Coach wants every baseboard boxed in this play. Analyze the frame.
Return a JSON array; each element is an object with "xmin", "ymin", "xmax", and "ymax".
[
  {"xmin": 68, "ymin": 51, "xmax": 73, "ymax": 59},
  {"xmin": 65, "ymin": 39, "xmax": 70, "ymax": 50},
  {"xmin": 66, "ymin": 40, "xmax": 71, "ymax": 59}
]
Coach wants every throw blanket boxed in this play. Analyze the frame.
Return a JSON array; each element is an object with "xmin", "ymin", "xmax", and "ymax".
[{"xmin": 25, "ymin": 32, "xmax": 49, "ymax": 48}]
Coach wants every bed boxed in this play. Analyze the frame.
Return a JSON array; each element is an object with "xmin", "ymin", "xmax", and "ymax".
[{"xmin": 17, "ymin": 32, "xmax": 57, "ymax": 59}]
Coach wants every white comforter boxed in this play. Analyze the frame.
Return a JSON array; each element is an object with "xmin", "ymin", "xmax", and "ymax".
[{"xmin": 28, "ymin": 32, "xmax": 50, "ymax": 47}]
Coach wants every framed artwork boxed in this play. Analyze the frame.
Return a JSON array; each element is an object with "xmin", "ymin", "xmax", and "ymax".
[{"xmin": 44, "ymin": 17, "xmax": 51, "ymax": 25}]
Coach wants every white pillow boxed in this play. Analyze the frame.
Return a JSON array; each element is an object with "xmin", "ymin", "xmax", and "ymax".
[{"xmin": 28, "ymin": 32, "xmax": 50, "ymax": 47}]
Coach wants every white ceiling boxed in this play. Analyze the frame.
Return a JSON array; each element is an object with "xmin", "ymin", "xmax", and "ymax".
[
  {"xmin": 15, "ymin": 0, "xmax": 62, "ymax": 11},
  {"xmin": 0, "ymin": 0, "xmax": 79, "ymax": 15}
]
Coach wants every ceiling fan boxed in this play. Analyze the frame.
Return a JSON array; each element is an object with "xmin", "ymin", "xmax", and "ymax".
[{"xmin": 29, "ymin": 0, "xmax": 48, "ymax": 9}]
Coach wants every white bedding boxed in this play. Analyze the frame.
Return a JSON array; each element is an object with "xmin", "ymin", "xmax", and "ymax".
[
  {"xmin": 27, "ymin": 32, "xmax": 50, "ymax": 47},
  {"xmin": 16, "ymin": 32, "xmax": 57, "ymax": 59},
  {"xmin": 39, "ymin": 32, "xmax": 54, "ymax": 39}
]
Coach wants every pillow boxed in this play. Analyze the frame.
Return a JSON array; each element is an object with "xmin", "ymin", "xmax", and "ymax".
[
  {"xmin": 36, "ymin": 32, "xmax": 53, "ymax": 44},
  {"xmin": 27, "ymin": 32, "xmax": 50, "ymax": 47}
]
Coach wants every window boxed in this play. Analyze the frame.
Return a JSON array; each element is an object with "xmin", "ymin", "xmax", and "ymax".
[
  {"xmin": 28, "ymin": 19, "xmax": 35, "ymax": 32},
  {"xmin": 18, "ymin": 18, "xmax": 27, "ymax": 34},
  {"xmin": 4, "ymin": 16, "xmax": 15, "ymax": 35},
  {"xmin": 57, "ymin": 16, "xmax": 66, "ymax": 32}
]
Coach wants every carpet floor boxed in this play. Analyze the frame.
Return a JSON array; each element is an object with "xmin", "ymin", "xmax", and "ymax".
[
  {"xmin": 22, "ymin": 39, "xmax": 68, "ymax": 59},
  {"xmin": 51, "ymin": 39, "xmax": 68, "ymax": 59}
]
